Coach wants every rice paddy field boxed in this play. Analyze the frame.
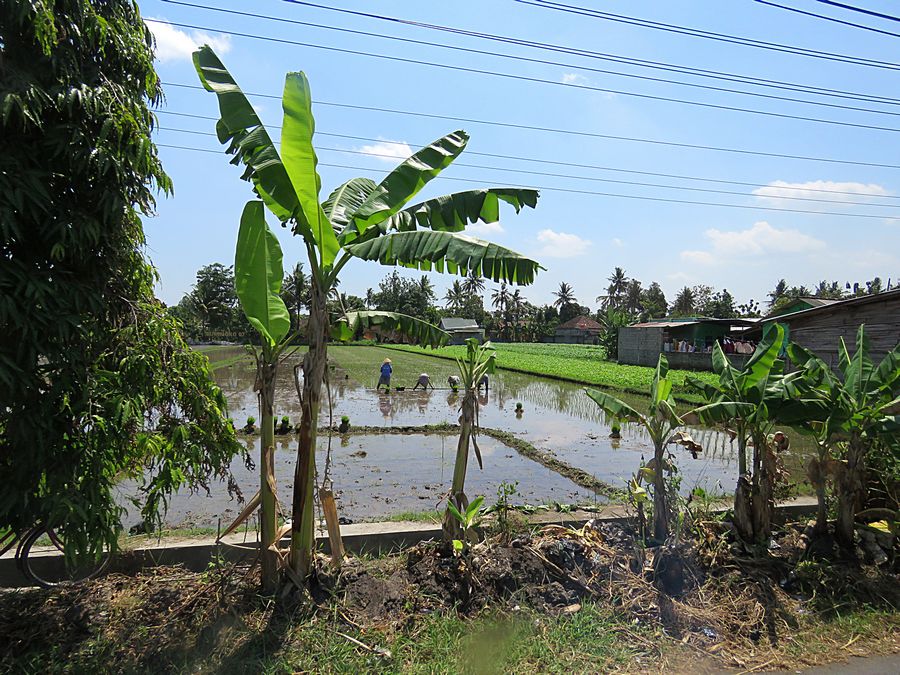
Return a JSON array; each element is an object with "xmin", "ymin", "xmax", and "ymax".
[{"xmin": 385, "ymin": 342, "xmax": 718, "ymax": 401}]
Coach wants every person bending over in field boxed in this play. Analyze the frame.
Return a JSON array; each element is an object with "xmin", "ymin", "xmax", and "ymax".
[
  {"xmin": 413, "ymin": 372, "xmax": 433, "ymax": 391},
  {"xmin": 447, "ymin": 374, "xmax": 460, "ymax": 392}
]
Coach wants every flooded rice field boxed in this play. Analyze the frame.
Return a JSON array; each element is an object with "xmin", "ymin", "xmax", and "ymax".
[{"xmin": 136, "ymin": 345, "xmax": 816, "ymax": 528}]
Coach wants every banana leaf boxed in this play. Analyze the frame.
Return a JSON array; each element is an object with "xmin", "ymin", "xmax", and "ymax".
[
  {"xmin": 332, "ymin": 311, "xmax": 449, "ymax": 349},
  {"xmin": 585, "ymin": 388, "xmax": 644, "ymax": 425}
]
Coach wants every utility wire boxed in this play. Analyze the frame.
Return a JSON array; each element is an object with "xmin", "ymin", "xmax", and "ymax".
[
  {"xmin": 516, "ymin": 0, "xmax": 900, "ymax": 71},
  {"xmin": 154, "ymin": 141, "xmax": 900, "ymax": 221},
  {"xmin": 754, "ymin": 0, "xmax": 900, "ymax": 38},
  {"xmin": 814, "ymin": 0, "xmax": 900, "ymax": 24},
  {"xmin": 154, "ymin": 19, "xmax": 900, "ymax": 134},
  {"xmin": 168, "ymin": 0, "xmax": 900, "ymax": 108},
  {"xmin": 157, "ymin": 124, "xmax": 900, "ymax": 209},
  {"xmin": 157, "ymin": 109, "xmax": 900, "ymax": 199},
  {"xmin": 160, "ymin": 82, "xmax": 900, "ymax": 170}
]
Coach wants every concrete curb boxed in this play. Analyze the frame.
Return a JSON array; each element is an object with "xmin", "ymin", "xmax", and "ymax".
[{"xmin": 0, "ymin": 497, "xmax": 817, "ymax": 588}]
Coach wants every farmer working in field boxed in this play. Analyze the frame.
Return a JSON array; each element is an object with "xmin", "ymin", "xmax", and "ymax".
[
  {"xmin": 413, "ymin": 372, "xmax": 433, "ymax": 391},
  {"xmin": 447, "ymin": 374, "xmax": 460, "ymax": 392},
  {"xmin": 377, "ymin": 358, "xmax": 392, "ymax": 392}
]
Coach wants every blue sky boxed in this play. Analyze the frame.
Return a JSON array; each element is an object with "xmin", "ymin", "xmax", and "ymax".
[{"xmin": 140, "ymin": 0, "xmax": 900, "ymax": 310}]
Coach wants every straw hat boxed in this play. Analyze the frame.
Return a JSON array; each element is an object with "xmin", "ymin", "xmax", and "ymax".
[{"xmin": 383, "ymin": 358, "xmax": 392, "ymax": 364}]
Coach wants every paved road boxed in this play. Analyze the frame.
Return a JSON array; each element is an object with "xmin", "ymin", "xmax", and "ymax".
[{"xmin": 771, "ymin": 654, "xmax": 900, "ymax": 674}]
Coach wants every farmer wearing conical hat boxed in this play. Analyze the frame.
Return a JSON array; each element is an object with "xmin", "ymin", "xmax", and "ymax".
[{"xmin": 377, "ymin": 357, "xmax": 393, "ymax": 392}]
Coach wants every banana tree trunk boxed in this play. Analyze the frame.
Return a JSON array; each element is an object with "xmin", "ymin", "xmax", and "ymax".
[
  {"xmin": 443, "ymin": 389, "xmax": 475, "ymax": 541},
  {"xmin": 652, "ymin": 439, "xmax": 670, "ymax": 542},
  {"xmin": 258, "ymin": 356, "xmax": 279, "ymax": 592},
  {"xmin": 836, "ymin": 435, "xmax": 866, "ymax": 549},
  {"xmin": 290, "ymin": 282, "xmax": 328, "ymax": 578},
  {"xmin": 733, "ymin": 430, "xmax": 754, "ymax": 542}
]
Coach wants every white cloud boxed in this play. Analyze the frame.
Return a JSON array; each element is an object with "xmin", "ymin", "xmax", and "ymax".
[
  {"xmin": 562, "ymin": 72, "xmax": 587, "ymax": 85},
  {"xmin": 467, "ymin": 221, "xmax": 505, "ymax": 237},
  {"xmin": 611, "ymin": 237, "xmax": 623, "ymax": 247},
  {"xmin": 145, "ymin": 19, "xmax": 231, "ymax": 63},
  {"xmin": 355, "ymin": 138, "xmax": 413, "ymax": 163},
  {"xmin": 680, "ymin": 221, "xmax": 825, "ymax": 265},
  {"xmin": 753, "ymin": 180, "xmax": 890, "ymax": 206},
  {"xmin": 535, "ymin": 229, "xmax": 591, "ymax": 257}
]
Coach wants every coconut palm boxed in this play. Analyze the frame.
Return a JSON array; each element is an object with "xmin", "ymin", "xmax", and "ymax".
[
  {"xmin": 602, "ymin": 267, "xmax": 629, "ymax": 310},
  {"xmin": 444, "ymin": 280, "xmax": 466, "ymax": 312},
  {"xmin": 194, "ymin": 46, "xmax": 542, "ymax": 583},
  {"xmin": 462, "ymin": 270, "xmax": 486, "ymax": 296},
  {"xmin": 552, "ymin": 282, "xmax": 576, "ymax": 309}
]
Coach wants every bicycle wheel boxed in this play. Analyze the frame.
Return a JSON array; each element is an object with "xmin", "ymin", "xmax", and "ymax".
[{"xmin": 19, "ymin": 527, "xmax": 110, "ymax": 588}]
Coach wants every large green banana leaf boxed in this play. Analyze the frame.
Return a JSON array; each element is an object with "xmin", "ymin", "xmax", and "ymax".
[
  {"xmin": 841, "ymin": 325, "xmax": 875, "ymax": 402},
  {"xmin": 322, "ymin": 177, "xmax": 377, "ymax": 231},
  {"xmin": 332, "ymin": 311, "xmax": 449, "ymax": 349},
  {"xmin": 585, "ymin": 388, "xmax": 644, "ymax": 425},
  {"xmin": 690, "ymin": 401, "xmax": 758, "ymax": 426},
  {"xmin": 234, "ymin": 201, "xmax": 290, "ymax": 347},
  {"xmin": 192, "ymin": 47, "xmax": 304, "ymax": 234},
  {"xmin": 345, "ymin": 131, "xmax": 469, "ymax": 241},
  {"xmin": 710, "ymin": 342, "xmax": 740, "ymax": 396},
  {"xmin": 740, "ymin": 322, "xmax": 784, "ymax": 396},
  {"xmin": 371, "ymin": 188, "xmax": 540, "ymax": 235},
  {"xmin": 686, "ymin": 375, "xmax": 722, "ymax": 402},
  {"xmin": 649, "ymin": 354, "xmax": 672, "ymax": 413},
  {"xmin": 281, "ymin": 72, "xmax": 339, "ymax": 268},
  {"xmin": 871, "ymin": 343, "xmax": 900, "ymax": 395},
  {"xmin": 344, "ymin": 230, "xmax": 542, "ymax": 284}
]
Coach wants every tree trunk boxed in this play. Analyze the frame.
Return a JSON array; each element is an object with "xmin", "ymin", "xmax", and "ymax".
[
  {"xmin": 652, "ymin": 440, "xmax": 670, "ymax": 542},
  {"xmin": 809, "ymin": 447, "xmax": 829, "ymax": 536},
  {"xmin": 290, "ymin": 282, "xmax": 328, "ymax": 579},
  {"xmin": 733, "ymin": 431, "xmax": 755, "ymax": 542},
  {"xmin": 754, "ymin": 435, "xmax": 776, "ymax": 544},
  {"xmin": 443, "ymin": 389, "xmax": 475, "ymax": 541},
  {"xmin": 836, "ymin": 435, "xmax": 866, "ymax": 549},
  {"xmin": 258, "ymin": 356, "xmax": 279, "ymax": 592}
]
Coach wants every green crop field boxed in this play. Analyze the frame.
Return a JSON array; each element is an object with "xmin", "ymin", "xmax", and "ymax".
[{"xmin": 384, "ymin": 343, "xmax": 717, "ymax": 400}]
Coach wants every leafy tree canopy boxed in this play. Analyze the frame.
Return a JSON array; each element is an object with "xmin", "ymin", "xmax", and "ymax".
[{"xmin": 0, "ymin": 0, "xmax": 244, "ymax": 556}]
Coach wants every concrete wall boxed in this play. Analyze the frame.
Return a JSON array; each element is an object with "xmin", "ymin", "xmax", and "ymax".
[{"xmin": 547, "ymin": 328, "xmax": 600, "ymax": 344}]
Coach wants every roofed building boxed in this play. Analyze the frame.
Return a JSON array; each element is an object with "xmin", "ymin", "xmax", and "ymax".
[
  {"xmin": 618, "ymin": 317, "xmax": 758, "ymax": 370},
  {"xmin": 768, "ymin": 296, "xmax": 840, "ymax": 318},
  {"xmin": 755, "ymin": 289, "xmax": 900, "ymax": 369},
  {"xmin": 547, "ymin": 315, "xmax": 603, "ymax": 344},
  {"xmin": 439, "ymin": 317, "xmax": 485, "ymax": 345}
]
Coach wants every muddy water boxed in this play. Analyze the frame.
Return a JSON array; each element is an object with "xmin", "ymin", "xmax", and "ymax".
[
  {"xmin": 145, "ymin": 346, "xmax": 813, "ymax": 528},
  {"xmin": 144, "ymin": 432, "xmax": 597, "ymax": 528}
]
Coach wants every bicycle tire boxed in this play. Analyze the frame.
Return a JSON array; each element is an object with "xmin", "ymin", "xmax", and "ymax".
[{"xmin": 19, "ymin": 527, "xmax": 110, "ymax": 588}]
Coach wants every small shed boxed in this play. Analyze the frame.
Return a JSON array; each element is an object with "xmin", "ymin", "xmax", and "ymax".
[
  {"xmin": 755, "ymin": 289, "xmax": 900, "ymax": 369},
  {"xmin": 440, "ymin": 317, "xmax": 485, "ymax": 345},
  {"xmin": 618, "ymin": 317, "xmax": 758, "ymax": 370},
  {"xmin": 550, "ymin": 315, "xmax": 603, "ymax": 344}
]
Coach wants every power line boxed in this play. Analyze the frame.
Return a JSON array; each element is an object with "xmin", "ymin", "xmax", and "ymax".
[
  {"xmin": 155, "ymin": 141, "xmax": 900, "ymax": 220},
  {"xmin": 754, "ymin": 0, "xmax": 900, "ymax": 38},
  {"xmin": 814, "ymin": 0, "xmax": 900, "ymax": 24},
  {"xmin": 160, "ymin": 82, "xmax": 900, "ymax": 170},
  {"xmin": 516, "ymin": 0, "xmax": 900, "ymax": 71},
  {"xmin": 157, "ymin": 109, "xmax": 900, "ymax": 199},
  {"xmin": 154, "ymin": 19, "xmax": 900, "ymax": 134},
  {"xmin": 161, "ymin": 0, "xmax": 900, "ymax": 109},
  {"xmin": 157, "ymin": 124, "xmax": 900, "ymax": 208}
]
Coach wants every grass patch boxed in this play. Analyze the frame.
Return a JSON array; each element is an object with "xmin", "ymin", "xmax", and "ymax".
[
  {"xmin": 374, "ymin": 510, "xmax": 442, "ymax": 524},
  {"xmin": 383, "ymin": 343, "xmax": 717, "ymax": 402}
]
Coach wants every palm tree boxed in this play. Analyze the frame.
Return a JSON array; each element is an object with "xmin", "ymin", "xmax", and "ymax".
[
  {"xmin": 671, "ymin": 286, "xmax": 695, "ymax": 316},
  {"xmin": 417, "ymin": 274, "xmax": 435, "ymax": 301},
  {"xmin": 282, "ymin": 262, "xmax": 308, "ymax": 331},
  {"xmin": 602, "ymin": 267, "xmax": 629, "ymax": 310},
  {"xmin": 462, "ymin": 270, "xmax": 486, "ymax": 296},
  {"xmin": 491, "ymin": 282, "xmax": 510, "ymax": 339},
  {"xmin": 509, "ymin": 289, "xmax": 524, "ymax": 341},
  {"xmin": 624, "ymin": 279, "xmax": 643, "ymax": 315},
  {"xmin": 195, "ymin": 46, "xmax": 541, "ymax": 583},
  {"xmin": 364, "ymin": 287, "xmax": 375, "ymax": 309},
  {"xmin": 552, "ymin": 282, "xmax": 576, "ymax": 309},
  {"xmin": 444, "ymin": 280, "xmax": 465, "ymax": 312}
]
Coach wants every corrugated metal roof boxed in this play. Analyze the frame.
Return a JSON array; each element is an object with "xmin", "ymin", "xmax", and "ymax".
[
  {"xmin": 628, "ymin": 321, "xmax": 699, "ymax": 329},
  {"xmin": 440, "ymin": 317, "xmax": 480, "ymax": 330}
]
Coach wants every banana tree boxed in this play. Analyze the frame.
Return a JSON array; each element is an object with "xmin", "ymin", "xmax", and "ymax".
[
  {"xmin": 443, "ymin": 339, "xmax": 496, "ymax": 541},
  {"xmin": 687, "ymin": 324, "xmax": 828, "ymax": 545},
  {"xmin": 787, "ymin": 327, "xmax": 900, "ymax": 547},
  {"xmin": 231, "ymin": 201, "xmax": 294, "ymax": 591},
  {"xmin": 193, "ymin": 46, "xmax": 541, "ymax": 580},
  {"xmin": 586, "ymin": 354, "xmax": 696, "ymax": 542}
]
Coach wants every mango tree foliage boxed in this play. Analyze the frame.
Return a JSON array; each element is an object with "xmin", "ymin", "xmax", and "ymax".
[
  {"xmin": 193, "ymin": 46, "xmax": 542, "ymax": 581},
  {"xmin": 0, "ymin": 1, "xmax": 245, "ymax": 560}
]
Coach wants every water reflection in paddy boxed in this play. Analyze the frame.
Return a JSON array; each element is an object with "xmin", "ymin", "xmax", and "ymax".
[{"xmin": 211, "ymin": 347, "xmax": 814, "ymax": 504}]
